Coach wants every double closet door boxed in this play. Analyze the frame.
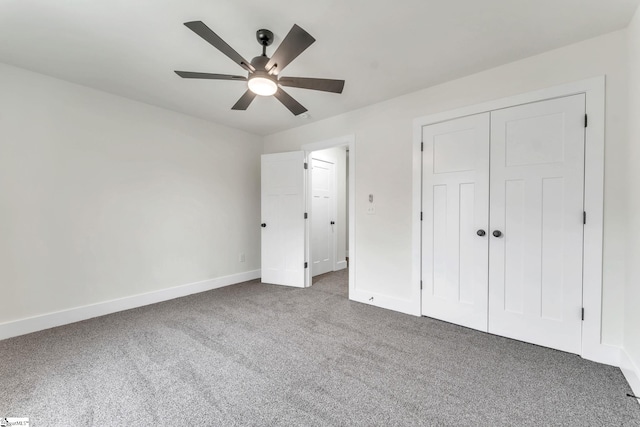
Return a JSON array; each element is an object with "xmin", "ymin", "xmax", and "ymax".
[{"xmin": 421, "ymin": 94, "xmax": 586, "ymax": 354}]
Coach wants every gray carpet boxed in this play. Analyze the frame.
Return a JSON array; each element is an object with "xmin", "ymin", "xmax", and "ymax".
[{"xmin": 1, "ymin": 269, "xmax": 639, "ymax": 426}]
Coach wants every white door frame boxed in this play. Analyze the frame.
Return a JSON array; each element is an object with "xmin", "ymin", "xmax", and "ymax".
[
  {"xmin": 302, "ymin": 135, "xmax": 355, "ymax": 293},
  {"xmin": 412, "ymin": 76, "xmax": 615, "ymax": 366}
]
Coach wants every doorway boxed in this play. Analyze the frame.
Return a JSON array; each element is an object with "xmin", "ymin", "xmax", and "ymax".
[
  {"xmin": 259, "ymin": 135, "xmax": 355, "ymax": 293},
  {"xmin": 309, "ymin": 147, "xmax": 348, "ymax": 278},
  {"xmin": 302, "ymin": 136, "xmax": 355, "ymax": 293}
]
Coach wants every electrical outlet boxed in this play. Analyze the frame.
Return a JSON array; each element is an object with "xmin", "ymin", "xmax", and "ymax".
[
  {"xmin": 239, "ymin": 252, "xmax": 246, "ymax": 262},
  {"xmin": 367, "ymin": 206, "xmax": 375, "ymax": 215}
]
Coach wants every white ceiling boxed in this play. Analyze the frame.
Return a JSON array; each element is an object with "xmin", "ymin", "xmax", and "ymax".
[{"xmin": 1, "ymin": 0, "xmax": 638, "ymax": 135}]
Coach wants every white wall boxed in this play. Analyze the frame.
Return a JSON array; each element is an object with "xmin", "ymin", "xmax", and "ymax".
[
  {"xmin": 0, "ymin": 62, "xmax": 262, "ymax": 327},
  {"xmin": 310, "ymin": 147, "xmax": 348, "ymax": 268},
  {"xmin": 623, "ymin": 5, "xmax": 640, "ymax": 394},
  {"xmin": 264, "ymin": 30, "xmax": 628, "ymax": 347}
]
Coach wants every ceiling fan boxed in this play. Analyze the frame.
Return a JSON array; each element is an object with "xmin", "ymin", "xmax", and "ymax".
[{"xmin": 175, "ymin": 21, "xmax": 345, "ymax": 116}]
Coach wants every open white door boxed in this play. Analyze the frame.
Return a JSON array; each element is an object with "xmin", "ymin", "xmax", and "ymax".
[
  {"xmin": 261, "ymin": 151, "xmax": 307, "ymax": 287},
  {"xmin": 311, "ymin": 157, "xmax": 335, "ymax": 276}
]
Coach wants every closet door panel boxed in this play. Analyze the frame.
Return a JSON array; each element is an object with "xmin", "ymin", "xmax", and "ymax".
[
  {"xmin": 488, "ymin": 94, "xmax": 585, "ymax": 354},
  {"xmin": 421, "ymin": 113, "xmax": 490, "ymax": 332}
]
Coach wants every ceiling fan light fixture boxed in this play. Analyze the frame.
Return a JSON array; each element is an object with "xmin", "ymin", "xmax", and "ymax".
[
  {"xmin": 177, "ymin": 21, "xmax": 344, "ymax": 114},
  {"xmin": 248, "ymin": 73, "xmax": 277, "ymax": 96}
]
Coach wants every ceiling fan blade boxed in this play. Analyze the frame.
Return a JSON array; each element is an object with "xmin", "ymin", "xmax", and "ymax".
[
  {"xmin": 278, "ymin": 77, "xmax": 344, "ymax": 93},
  {"xmin": 175, "ymin": 71, "xmax": 247, "ymax": 81},
  {"xmin": 231, "ymin": 90, "xmax": 257, "ymax": 110},
  {"xmin": 266, "ymin": 24, "xmax": 315, "ymax": 75},
  {"xmin": 274, "ymin": 88, "xmax": 308, "ymax": 116},
  {"xmin": 184, "ymin": 21, "xmax": 255, "ymax": 73}
]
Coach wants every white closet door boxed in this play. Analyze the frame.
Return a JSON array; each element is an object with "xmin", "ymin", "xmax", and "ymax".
[
  {"xmin": 311, "ymin": 158, "xmax": 335, "ymax": 276},
  {"xmin": 421, "ymin": 113, "xmax": 490, "ymax": 332},
  {"xmin": 488, "ymin": 94, "xmax": 585, "ymax": 354},
  {"xmin": 261, "ymin": 151, "xmax": 306, "ymax": 287}
]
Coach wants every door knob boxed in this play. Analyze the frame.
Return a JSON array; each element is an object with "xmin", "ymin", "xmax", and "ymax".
[
  {"xmin": 493, "ymin": 230, "xmax": 502, "ymax": 237},
  {"xmin": 261, "ymin": 223, "xmax": 267, "ymax": 228},
  {"xmin": 477, "ymin": 229, "xmax": 486, "ymax": 236}
]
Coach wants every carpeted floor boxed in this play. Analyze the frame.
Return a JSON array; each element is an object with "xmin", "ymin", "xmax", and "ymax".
[{"xmin": 1, "ymin": 269, "xmax": 639, "ymax": 426}]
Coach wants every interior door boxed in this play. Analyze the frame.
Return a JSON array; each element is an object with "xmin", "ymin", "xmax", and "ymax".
[
  {"xmin": 421, "ymin": 113, "xmax": 490, "ymax": 331},
  {"xmin": 311, "ymin": 157, "xmax": 335, "ymax": 276},
  {"xmin": 488, "ymin": 94, "xmax": 585, "ymax": 354},
  {"xmin": 261, "ymin": 151, "xmax": 306, "ymax": 287}
]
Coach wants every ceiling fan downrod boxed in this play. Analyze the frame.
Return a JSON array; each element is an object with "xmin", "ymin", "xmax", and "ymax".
[{"xmin": 256, "ymin": 28, "xmax": 274, "ymax": 57}]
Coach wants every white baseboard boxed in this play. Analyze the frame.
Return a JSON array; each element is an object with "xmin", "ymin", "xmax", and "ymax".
[
  {"xmin": 335, "ymin": 260, "xmax": 348, "ymax": 271},
  {"xmin": 350, "ymin": 289, "xmax": 421, "ymax": 317},
  {"xmin": 0, "ymin": 269, "xmax": 261, "ymax": 341},
  {"xmin": 582, "ymin": 342, "xmax": 622, "ymax": 368},
  {"xmin": 620, "ymin": 349, "xmax": 640, "ymax": 405}
]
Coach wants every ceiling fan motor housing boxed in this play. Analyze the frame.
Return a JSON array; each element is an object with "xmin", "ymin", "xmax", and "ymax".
[
  {"xmin": 251, "ymin": 55, "xmax": 270, "ymax": 70},
  {"xmin": 256, "ymin": 29, "xmax": 274, "ymax": 46}
]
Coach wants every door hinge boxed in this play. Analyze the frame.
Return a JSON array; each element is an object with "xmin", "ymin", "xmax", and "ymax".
[
  {"xmin": 583, "ymin": 211, "xmax": 586, "ymax": 225},
  {"xmin": 581, "ymin": 307, "xmax": 585, "ymax": 321},
  {"xmin": 304, "ymin": 262, "xmax": 308, "ymax": 269},
  {"xmin": 420, "ymin": 280, "xmax": 423, "ymax": 290},
  {"xmin": 421, "ymin": 142, "xmax": 424, "ymax": 152},
  {"xmin": 420, "ymin": 211, "xmax": 423, "ymax": 221},
  {"xmin": 304, "ymin": 162, "xmax": 308, "ymax": 169},
  {"xmin": 304, "ymin": 212, "xmax": 308, "ymax": 219},
  {"xmin": 584, "ymin": 114, "xmax": 588, "ymax": 128}
]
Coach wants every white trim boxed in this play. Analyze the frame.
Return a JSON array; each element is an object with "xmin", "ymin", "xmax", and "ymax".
[
  {"xmin": 304, "ymin": 151, "xmax": 311, "ymax": 287},
  {"xmin": 350, "ymin": 289, "xmax": 418, "ymax": 316},
  {"xmin": 412, "ymin": 77, "xmax": 608, "ymax": 363},
  {"xmin": 331, "ymin": 154, "xmax": 340, "ymax": 273},
  {"xmin": 583, "ymin": 343, "xmax": 621, "ymax": 367},
  {"xmin": 302, "ymin": 135, "xmax": 354, "ymax": 152},
  {"xmin": 413, "ymin": 77, "xmax": 603, "ymax": 127},
  {"xmin": 302, "ymin": 135, "xmax": 356, "ymax": 299},
  {"xmin": 621, "ymin": 350, "xmax": 640, "ymax": 405},
  {"xmin": 411, "ymin": 113, "xmax": 424, "ymax": 316},
  {"xmin": 335, "ymin": 260, "xmax": 348, "ymax": 271},
  {"xmin": 0, "ymin": 269, "xmax": 260, "ymax": 341}
]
